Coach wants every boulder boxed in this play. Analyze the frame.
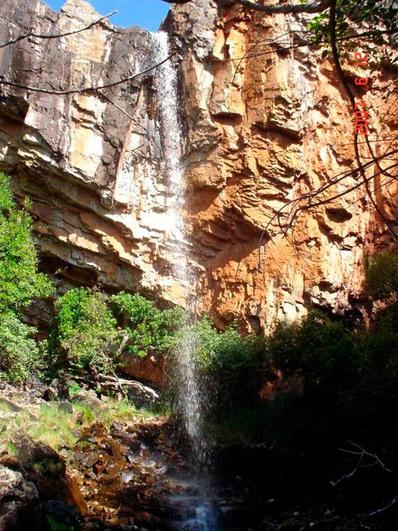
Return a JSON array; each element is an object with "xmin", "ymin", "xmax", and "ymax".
[{"xmin": 0, "ymin": 465, "xmax": 43, "ymax": 530}]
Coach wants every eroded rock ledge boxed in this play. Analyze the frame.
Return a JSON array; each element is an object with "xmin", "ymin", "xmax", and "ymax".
[
  {"xmin": 0, "ymin": 0, "xmax": 179, "ymax": 301},
  {"xmin": 0, "ymin": 0, "xmax": 397, "ymax": 330}
]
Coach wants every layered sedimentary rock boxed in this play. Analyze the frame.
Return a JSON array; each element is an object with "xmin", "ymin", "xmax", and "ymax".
[
  {"xmin": 168, "ymin": 0, "xmax": 398, "ymax": 329},
  {"xmin": 0, "ymin": 0, "xmax": 397, "ymax": 331},
  {"xmin": 0, "ymin": 0, "xmax": 180, "ymax": 301}
]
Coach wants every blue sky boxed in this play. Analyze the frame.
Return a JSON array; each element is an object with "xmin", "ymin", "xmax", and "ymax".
[{"xmin": 44, "ymin": 0, "xmax": 170, "ymax": 31}]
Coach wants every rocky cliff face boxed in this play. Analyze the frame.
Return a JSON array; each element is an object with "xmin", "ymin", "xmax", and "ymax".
[
  {"xmin": 0, "ymin": 0, "xmax": 397, "ymax": 331},
  {"xmin": 0, "ymin": 0, "xmax": 178, "ymax": 301}
]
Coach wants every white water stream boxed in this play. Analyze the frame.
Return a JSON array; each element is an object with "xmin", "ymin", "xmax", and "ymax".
[
  {"xmin": 151, "ymin": 30, "xmax": 203, "ymax": 454},
  {"xmin": 151, "ymin": 32, "xmax": 218, "ymax": 530}
]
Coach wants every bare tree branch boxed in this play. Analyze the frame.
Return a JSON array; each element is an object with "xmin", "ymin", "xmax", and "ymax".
[
  {"xmin": 235, "ymin": 0, "xmax": 331, "ymax": 15},
  {"xmin": 369, "ymin": 496, "xmax": 398, "ymax": 517},
  {"xmin": 163, "ymin": 0, "xmax": 331, "ymax": 15},
  {"xmin": 331, "ymin": 440, "xmax": 392, "ymax": 488},
  {"xmin": 328, "ymin": 0, "xmax": 398, "ymax": 243},
  {"xmin": 0, "ymin": 53, "xmax": 175, "ymax": 95},
  {"xmin": 0, "ymin": 10, "xmax": 118, "ymax": 49},
  {"xmin": 222, "ymin": 28, "xmax": 398, "ymax": 67},
  {"xmin": 257, "ymin": 147, "xmax": 398, "ymax": 268}
]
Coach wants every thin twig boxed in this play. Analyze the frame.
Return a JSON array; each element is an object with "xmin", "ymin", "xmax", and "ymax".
[
  {"xmin": 369, "ymin": 496, "xmax": 398, "ymax": 517},
  {"xmin": 0, "ymin": 10, "xmax": 118, "ymax": 49},
  {"xmin": 331, "ymin": 440, "xmax": 392, "ymax": 487},
  {"xmin": 0, "ymin": 52, "xmax": 175, "ymax": 95}
]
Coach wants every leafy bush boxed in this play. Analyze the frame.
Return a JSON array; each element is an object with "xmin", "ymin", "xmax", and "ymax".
[
  {"xmin": 359, "ymin": 302, "xmax": 398, "ymax": 382},
  {"xmin": 366, "ymin": 252, "xmax": 398, "ymax": 299},
  {"xmin": 269, "ymin": 311, "xmax": 360, "ymax": 401},
  {"xmin": 50, "ymin": 288, "xmax": 120, "ymax": 373},
  {"xmin": 0, "ymin": 173, "xmax": 53, "ymax": 383},
  {"xmin": 171, "ymin": 317, "xmax": 266, "ymax": 410},
  {"xmin": 0, "ymin": 311, "xmax": 42, "ymax": 383},
  {"xmin": 111, "ymin": 292, "xmax": 186, "ymax": 358},
  {"xmin": 0, "ymin": 172, "xmax": 53, "ymax": 312},
  {"xmin": 208, "ymin": 304, "xmax": 398, "ymax": 448}
]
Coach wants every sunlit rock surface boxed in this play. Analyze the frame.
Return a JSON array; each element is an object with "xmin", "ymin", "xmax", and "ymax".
[
  {"xmin": 0, "ymin": 0, "xmax": 397, "ymax": 330},
  {"xmin": 0, "ymin": 0, "xmax": 177, "ymax": 301}
]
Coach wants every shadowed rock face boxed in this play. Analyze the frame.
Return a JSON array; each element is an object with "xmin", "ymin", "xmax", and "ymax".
[
  {"xmin": 0, "ymin": 0, "xmax": 397, "ymax": 330},
  {"xmin": 0, "ymin": 464, "xmax": 42, "ymax": 529}
]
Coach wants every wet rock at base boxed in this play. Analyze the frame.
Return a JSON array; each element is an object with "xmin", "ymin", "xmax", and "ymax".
[{"xmin": 0, "ymin": 465, "xmax": 44, "ymax": 530}]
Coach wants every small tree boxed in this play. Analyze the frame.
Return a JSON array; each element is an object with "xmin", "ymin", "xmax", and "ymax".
[
  {"xmin": 0, "ymin": 172, "xmax": 53, "ymax": 312},
  {"xmin": 111, "ymin": 292, "xmax": 186, "ymax": 358},
  {"xmin": 0, "ymin": 312, "xmax": 42, "ymax": 383},
  {"xmin": 50, "ymin": 288, "xmax": 120, "ymax": 374},
  {"xmin": 366, "ymin": 252, "xmax": 398, "ymax": 300},
  {"xmin": 0, "ymin": 173, "xmax": 53, "ymax": 383},
  {"xmin": 269, "ymin": 311, "xmax": 360, "ymax": 401}
]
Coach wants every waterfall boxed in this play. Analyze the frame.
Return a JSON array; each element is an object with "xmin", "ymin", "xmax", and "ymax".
[
  {"xmin": 151, "ymin": 32, "xmax": 217, "ymax": 530},
  {"xmin": 152, "ymin": 31, "xmax": 186, "ymax": 248},
  {"xmin": 151, "ymin": 30, "xmax": 208, "ymax": 464}
]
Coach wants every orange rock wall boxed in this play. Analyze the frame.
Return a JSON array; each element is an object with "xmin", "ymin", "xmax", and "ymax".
[{"xmin": 171, "ymin": 0, "xmax": 398, "ymax": 330}]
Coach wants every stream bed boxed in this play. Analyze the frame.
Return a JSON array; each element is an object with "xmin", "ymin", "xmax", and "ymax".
[{"xmin": 1, "ymin": 385, "xmax": 397, "ymax": 531}]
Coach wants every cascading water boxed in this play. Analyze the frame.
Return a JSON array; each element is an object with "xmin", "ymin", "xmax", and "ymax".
[{"xmin": 151, "ymin": 32, "xmax": 218, "ymax": 530}]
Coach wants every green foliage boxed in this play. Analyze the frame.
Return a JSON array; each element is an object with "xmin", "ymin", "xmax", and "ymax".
[
  {"xmin": 207, "ymin": 397, "xmax": 296, "ymax": 447},
  {"xmin": 111, "ymin": 292, "xmax": 187, "ymax": 358},
  {"xmin": 0, "ymin": 311, "xmax": 42, "ymax": 383},
  {"xmin": 0, "ymin": 172, "xmax": 53, "ymax": 313},
  {"xmin": 68, "ymin": 381, "xmax": 82, "ymax": 397},
  {"xmin": 306, "ymin": 0, "xmax": 398, "ymax": 59},
  {"xmin": 50, "ymin": 288, "xmax": 119, "ymax": 373},
  {"xmin": 366, "ymin": 252, "xmax": 398, "ymax": 299},
  {"xmin": 172, "ymin": 317, "xmax": 266, "ymax": 409},
  {"xmin": 359, "ymin": 302, "xmax": 398, "ymax": 380},
  {"xmin": 0, "ymin": 172, "xmax": 13, "ymax": 211},
  {"xmin": 48, "ymin": 290, "xmax": 186, "ymax": 379},
  {"xmin": 0, "ymin": 173, "xmax": 53, "ymax": 384},
  {"xmin": 47, "ymin": 516, "xmax": 75, "ymax": 531},
  {"xmin": 306, "ymin": 11, "xmax": 329, "ymax": 44},
  {"xmin": 269, "ymin": 311, "xmax": 360, "ymax": 400},
  {"xmin": 209, "ymin": 302, "xmax": 398, "ymax": 449}
]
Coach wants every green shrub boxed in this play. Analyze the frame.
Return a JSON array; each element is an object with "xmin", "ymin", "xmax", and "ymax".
[
  {"xmin": 366, "ymin": 252, "xmax": 398, "ymax": 299},
  {"xmin": 359, "ymin": 302, "xmax": 398, "ymax": 379},
  {"xmin": 171, "ymin": 317, "xmax": 266, "ymax": 410},
  {"xmin": 111, "ymin": 292, "xmax": 186, "ymax": 358},
  {"xmin": 0, "ymin": 173, "xmax": 53, "ymax": 383},
  {"xmin": 306, "ymin": 0, "xmax": 398, "ymax": 53},
  {"xmin": 0, "ymin": 172, "xmax": 53, "ymax": 312},
  {"xmin": 0, "ymin": 311, "xmax": 42, "ymax": 383},
  {"xmin": 50, "ymin": 288, "xmax": 120, "ymax": 373},
  {"xmin": 269, "ymin": 311, "xmax": 360, "ymax": 401}
]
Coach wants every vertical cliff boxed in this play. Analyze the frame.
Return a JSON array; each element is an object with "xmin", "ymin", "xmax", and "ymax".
[
  {"xmin": 168, "ymin": 0, "xmax": 398, "ymax": 329},
  {"xmin": 0, "ymin": 0, "xmax": 185, "ymax": 304},
  {"xmin": 0, "ymin": 0, "xmax": 397, "ymax": 330}
]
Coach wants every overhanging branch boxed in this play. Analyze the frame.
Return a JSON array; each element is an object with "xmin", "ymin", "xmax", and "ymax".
[
  {"xmin": 0, "ymin": 53, "xmax": 175, "ymax": 95},
  {"xmin": 162, "ymin": 0, "xmax": 331, "ymax": 14},
  {"xmin": 0, "ymin": 10, "xmax": 118, "ymax": 49},
  {"xmin": 235, "ymin": 0, "xmax": 331, "ymax": 15}
]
